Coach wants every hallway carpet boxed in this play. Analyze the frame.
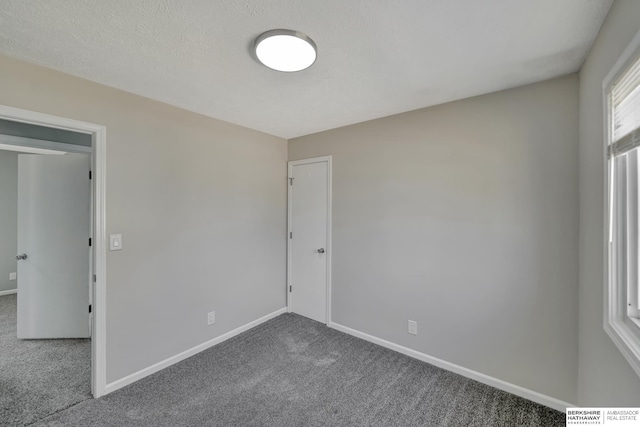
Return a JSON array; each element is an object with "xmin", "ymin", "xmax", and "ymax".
[
  {"xmin": 33, "ymin": 312, "xmax": 564, "ymax": 426},
  {"xmin": 0, "ymin": 294, "xmax": 91, "ymax": 426}
]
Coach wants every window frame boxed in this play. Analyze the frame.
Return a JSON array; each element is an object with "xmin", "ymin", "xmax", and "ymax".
[{"xmin": 604, "ymin": 29, "xmax": 640, "ymax": 379}]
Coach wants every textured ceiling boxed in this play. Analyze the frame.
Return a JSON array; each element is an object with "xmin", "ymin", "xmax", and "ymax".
[{"xmin": 0, "ymin": 0, "xmax": 612, "ymax": 139}]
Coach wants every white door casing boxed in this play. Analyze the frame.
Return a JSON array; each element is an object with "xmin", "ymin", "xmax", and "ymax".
[
  {"xmin": 17, "ymin": 153, "xmax": 91, "ymax": 338},
  {"xmin": 288, "ymin": 156, "xmax": 332, "ymax": 324},
  {"xmin": 0, "ymin": 103, "xmax": 107, "ymax": 397}
]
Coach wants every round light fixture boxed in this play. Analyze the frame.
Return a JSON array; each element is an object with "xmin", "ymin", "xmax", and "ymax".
[{"xmin": 255, "ymin": 29, "xmax": 317, "ymax": 72}]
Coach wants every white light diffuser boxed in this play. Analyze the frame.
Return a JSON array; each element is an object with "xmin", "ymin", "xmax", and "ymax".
[{"xmin": 255, "ymin": 30, "xmax": 317, "ymax": 72}]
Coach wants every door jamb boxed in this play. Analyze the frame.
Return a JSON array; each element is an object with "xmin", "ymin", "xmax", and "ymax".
[
  {"xmin": 287, "ymin": 155, "xmax": 332, "ymax": 326},
  {"xmin": 0, "ymin": 104, "xmax": 107, "ymax": 398}
]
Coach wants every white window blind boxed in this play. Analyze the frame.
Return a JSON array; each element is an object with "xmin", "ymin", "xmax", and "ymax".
[
  {"xmin": 604, "ymin": 30, "xmax": 640, "ymax": 381},
  {"xmin": 609, "ymin": 56, "xmax": 640, "ymax": 157}
]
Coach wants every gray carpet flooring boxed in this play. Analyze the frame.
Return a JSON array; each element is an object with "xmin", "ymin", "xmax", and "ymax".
[
  {"xmin": 0, "ymin": 294, "xmax": 91, "ymax": 426},
  {"xmin": 31, "ymin": 312, "xmax": 565, "ymax": 426}
]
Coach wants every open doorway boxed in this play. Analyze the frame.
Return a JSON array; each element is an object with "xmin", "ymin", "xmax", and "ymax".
[{"xmin": 0, "ymin": 106, "xmax": 106, "ymax": 425}]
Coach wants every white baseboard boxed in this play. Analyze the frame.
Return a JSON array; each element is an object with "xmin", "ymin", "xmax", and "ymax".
[
  {"xmin": 104, "ymin": 307, "xmax": 287, "ymax": 395},
  {"xmin": 0, "ymin": 289, "xmax": 17, "ymax": 297},
  {"xmin": 329, "ymin": 322, "xmax": 573, "ymax": 413}
]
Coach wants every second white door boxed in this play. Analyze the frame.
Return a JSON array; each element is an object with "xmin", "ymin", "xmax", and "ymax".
[
  {"xmin": 289, "ymin": 158, "xmax": 330, "ymax": 324},
  {"xmin": 17, "ymin": 153, "xmax": 91, "ymax": 339}
]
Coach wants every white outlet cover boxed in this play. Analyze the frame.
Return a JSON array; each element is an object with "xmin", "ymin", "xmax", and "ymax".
[
  {"xmin": 9, "ymin": 272, "xmax": 16, "ymax": 280},
  {"xmin": 408, "ymin": 320, "xmax": 418, "ymax": 336},
  {"xmin": 207, "ymin": 311, "xmax": 215, "ymax": 325}
]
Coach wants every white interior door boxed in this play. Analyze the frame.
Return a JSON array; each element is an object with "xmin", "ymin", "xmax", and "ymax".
[
  {"xmin": 289, "ymin": 158, "xmax": 330, "ymax": 324},
  {"xmin": 17, "ymin": 153, "xmax": 91, "ymax": 339}
]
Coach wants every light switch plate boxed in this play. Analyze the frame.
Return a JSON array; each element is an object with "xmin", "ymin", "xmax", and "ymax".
[
  {"xmin": 109, "ymin": 234, "xmax": 123, "ymax": 251},
  {"xmin": 9, "ymin": 272, "xmax": 16, "ymax": 281}
]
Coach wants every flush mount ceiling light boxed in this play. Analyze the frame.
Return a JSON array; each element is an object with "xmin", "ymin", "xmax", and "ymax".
[{"xmin": 255, "ymin": 29, "xmax": 317, "ymax": 72}]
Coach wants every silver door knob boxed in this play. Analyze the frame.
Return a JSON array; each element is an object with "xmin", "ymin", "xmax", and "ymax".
[
  {"xmin": 317, "ymin": 248, "xmax": 325, "ymax": 254},
  {"xmin": 16, "ymin": 253, "xmax": 27, "ymax": 260}
]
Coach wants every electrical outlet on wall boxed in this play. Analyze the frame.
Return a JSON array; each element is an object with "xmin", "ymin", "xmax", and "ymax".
[
  {"xmin": 207, "ymin": 311, "xmax": 215, "ymax": 325},
  {"xmin": 408, "ymin": 320, "xmax": 418, "ymax": 335},
  {"xmin": 9, "ymin": 272, "xmax": 16, "ymax": 281}
]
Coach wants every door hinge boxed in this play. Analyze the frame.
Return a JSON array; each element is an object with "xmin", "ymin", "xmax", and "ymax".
[
  {"xmin": 93, "ymin": 274, "xmax": 96, "ymax": 282},
  {"xmin": 289, "ymin": 177, "xmax": 294, "ymax": 185},
  {"xmin": 89, "ymin": 238, "xmax": 92, "ymax": 246},
  {"xmin": 289, "ymin": 285, "xmax": 292, "ymax": 292},
  {"xmin": 289, "ymin": 232, "xmax": 293, "ymax": 239},
  {"xmin": 89, "ymin": 304, "xmax": 92, "ymax": 313},
  {"xmin": 89, "ymin": 170, "xmax": 92, "ymax": 180}
]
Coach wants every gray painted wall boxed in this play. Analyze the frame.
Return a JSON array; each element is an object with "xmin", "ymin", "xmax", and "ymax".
[
  {"xmin": 578, "ymin": 0, "xmax": 640, "ymax": 406},
  {"xmin": 0, "ymin": 150, "xmax": 17, "ymax": 293},
  {"xmin": 0, "ymin": 54, "xmax": 287, "ymax": 383},
  {"xmin": 289, "ymin": 75, "xmax": 579, "ymax": 404}
]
